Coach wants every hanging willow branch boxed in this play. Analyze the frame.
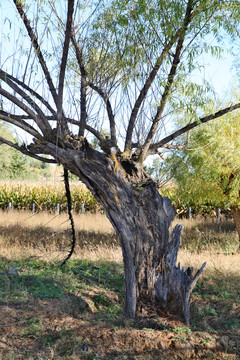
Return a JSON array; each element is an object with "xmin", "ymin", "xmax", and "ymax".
[{"xmin": 61, "ymin": 167, "xmax": 76, "ymax": 266}]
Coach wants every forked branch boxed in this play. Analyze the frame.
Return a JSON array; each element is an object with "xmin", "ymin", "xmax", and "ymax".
[
  {"xmin": 139, "ymin": 0, "xmax": 194, "ymax": 162},
  {"xmin": 72, "ymin": 34, "xmax": 117, "ymax": 142},
  {"xmin": 88, "ymin": 82, "xmax": 117, "ymax": 144}
]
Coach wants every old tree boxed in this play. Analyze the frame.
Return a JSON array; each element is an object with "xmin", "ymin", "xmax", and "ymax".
[{"xmin": 0, "ymin": 0, "xmax": 240, "ymax": 324}]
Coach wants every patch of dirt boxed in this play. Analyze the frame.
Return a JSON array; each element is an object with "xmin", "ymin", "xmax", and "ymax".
[{"xmin": 0, "ymin": 299, "xmax": 239, "ymax": 359}]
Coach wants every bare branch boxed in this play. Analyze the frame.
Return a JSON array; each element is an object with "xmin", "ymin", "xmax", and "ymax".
[
  {"xmin": 57, "ymin": 0, "xmax": 75, "ymax": 129},
  {"xmin": 1, "ymin": 112, "xmax": 104, "ymax": 142},
  {"xmin": 88, "ymin": 82, "xmax": 117, "ymax": 144},
  {"xmin": 0, "ymin": 111, "xmax": 41, "ymax": 138},
  {"xmin": 71, "ymin": 35, "xmax": 87, "ymax": 136},
  {"xmin": 124, "ymin": 0, "xmax": 202, "ymax": 152},
  {"xmin": 0, "ymin": 70, "xmax": 57, "ymax": 116},
  {"xmin": 0, "ymin": 71, "xmax": 51, "ymax": 132},
  {"xmin": 0, "ymin": 136, "xmax": 56, "ymax": 163},
  {"xmin": 124, "ymin": 30, "xmax": 182, "ymax": 151},
  {"xmin": 85, "ymin": 125, "xmax": 105, "ymax": 143},
  {"xmin": 139, "ymin": 0, "xmax": 194, "ymax": 162},
  {"xmin": 159, "ymin": 131, "xmax": 191, "ymax": 150},
  {"xmin": 149, "ymin": 103, "xmax": 240, "ymax": 155},
  {"xmin": 13, "ymin": 0, "xmax": 58, "ymax": 106},
  {"xmin": 71, "ymin": 32, "xmax": 117, "ymax": 141},
  {"xmin": 0, "ymin": 87, "xmax": 48, "ymax": 134}
]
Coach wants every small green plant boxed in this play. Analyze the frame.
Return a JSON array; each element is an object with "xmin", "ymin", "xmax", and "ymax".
[
  {"xmin": 136, "ymin": 183, "xmax": 143, "ymax": 191},
  {"xmin": 172, "ymin": 326, "xmax": 192, "ymax": 342},
  {"xmin": 204, "ymin": 306, "xmax": 217, "ymax": 316},
  {"xmin": 198, "ymin": 333, "xmax": 214, "ymax": 345},
  {"xmin": 173, "ymin": 326, "xmax": 192, "ymax": 335},
  {"xmin": 22, "ymin": 316, "xmax": 43, "ymax": 337},
  {"xmin": 143, "ymin": 327, "xmax": 155, "ymax": 332},
  {"xmin": 93, "ymin": 292, "xmax": 111, "ymax": 307}
]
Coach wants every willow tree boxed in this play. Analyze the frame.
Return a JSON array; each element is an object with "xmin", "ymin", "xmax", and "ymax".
[
  {"xmin": 165, "ymin": 107, "xmax": 240, "ymax": 244},
  {"xmin": 0, "ymin": 0, "xmax": 240, "ymax": 324}
]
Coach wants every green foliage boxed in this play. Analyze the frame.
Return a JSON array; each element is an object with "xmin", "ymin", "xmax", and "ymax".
[
  {"xmin": 80, "ymin": 0, "xmax": 240, "ymax": 122},
  {"xmin": 0, "ymin": 122, "xmax": 51, "ymax": 180},
  {"xmin": 144, "ymin": 157, "xmax": 165, "ymax": 181},
  {"xmin": 28, "ymin": 159, "xmax": 51, "ymax": 180},
  {"xmin": 165, "ymin": 107, "xmax": 240, "ymax": 210},
  {"xmin": 0, "ymin": 122, "xmax": 28, "ymax": 180},
  {"xmin": 191, "ymin": 272, "xmax": 240, "ymax": 331}
]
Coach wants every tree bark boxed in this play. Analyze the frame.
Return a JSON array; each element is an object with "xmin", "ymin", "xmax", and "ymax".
[
  {"xmin": 231, "ymin": 206, "xmax": 240, "ymax": 245},
  {"xmin": 29, "ymin": 137, "xmax": 206, "ymax": 324}
]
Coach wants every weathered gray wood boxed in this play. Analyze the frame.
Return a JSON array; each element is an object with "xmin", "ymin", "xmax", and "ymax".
[
  {"xmin": 28, "ymin": 137, "xmax": 206, "ymax": 323},
  {"xmin": 155, "ymin": 224, "xmax": 206, "ymax": 325}
]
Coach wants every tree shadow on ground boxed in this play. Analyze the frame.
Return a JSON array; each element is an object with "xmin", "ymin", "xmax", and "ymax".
[{"xmin": 0, "ymin": 224, "xmax": 119, "ymax": 248}]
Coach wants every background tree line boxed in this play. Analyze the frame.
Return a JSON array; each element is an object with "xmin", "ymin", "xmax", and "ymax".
[{"xmin": 0, "ymin": 121, "xmax": 51, "ymax": 180}]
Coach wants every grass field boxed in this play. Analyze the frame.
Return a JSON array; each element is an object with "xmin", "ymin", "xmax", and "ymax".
[{"xmin": 0, "ymin": 210, "xmax": 239, "ymax": 359}]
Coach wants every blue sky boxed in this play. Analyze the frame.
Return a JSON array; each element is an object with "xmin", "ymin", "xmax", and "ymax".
[{"xmin": 203, "ymin": 54, "xmax": 234, "ymax": 100}]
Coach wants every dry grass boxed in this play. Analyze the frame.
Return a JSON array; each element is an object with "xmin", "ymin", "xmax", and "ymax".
[
  {"xmin": 173, "ymin": 217, "xmax": 239, "ymax": 254},
  {"xmin": 0, "ymin": 209, "xmax": 113, "ymax": 232},
  {"xmin": 0, "ymin": 211, "xmax": 240, "ymax": 359},
  {"xmin": 179, "ymin": 249, "xmax": 240, "ymax": 276},
  {"xmin": 173, "ymin": 217, "xmax": 240, "ymax": 275},
  {"xmin": 0, "ymin": 210, "xmax": 239, "ymax": 276},
  {"xmin": 0, "ymin": 210, "xmax": 122, "ymax": 263}
]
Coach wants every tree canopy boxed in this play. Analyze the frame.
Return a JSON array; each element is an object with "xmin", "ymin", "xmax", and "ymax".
[
  {"xmin": 0, "ymin": 0, "xmax": 240, "ymax": 163},
  {"xmin": 165, "ymin": 105, "xmax": 240, "ymax": 238},
  {"xmin": 166, "ymin": 107, "xmax": 240, "ymax": 209}
]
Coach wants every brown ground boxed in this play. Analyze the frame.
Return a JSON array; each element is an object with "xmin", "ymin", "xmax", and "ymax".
[
  {"xmin": 0, "ymin": 212, "xmax": 239, "ymax": 359},
  {"xmin": 0, "ymin": 297, "xmax": 239, "ymax": 360}
]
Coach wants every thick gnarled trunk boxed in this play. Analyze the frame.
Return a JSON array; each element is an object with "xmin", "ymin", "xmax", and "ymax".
[
  {"xmin": 29, "ymin": 139, "xmax": 206, "ymax": 324},
  {"xmin": 106, "ymin": 179, "xmax": 206, "ymax": 325},
  {"xmin": 231, "ymin": 206, "xmax": 240, "ymax": 246}
]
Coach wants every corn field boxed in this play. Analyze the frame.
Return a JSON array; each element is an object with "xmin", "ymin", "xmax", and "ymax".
[
  {"xmin": 0, "ymin": 181, "xmax": 100, "ymax": 213},
  {"xmin": 0, "ymin": 181, "xmax": 231, "ymax": 218}
]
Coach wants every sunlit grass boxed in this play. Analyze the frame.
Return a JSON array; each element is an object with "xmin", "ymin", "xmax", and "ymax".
[
  {"xmin": 0, "ymin": 210, "xmax": 122, "ymax": 263},
  {"xmin": 0, "ymin": 211, "xmax": 240, "ymax": 359},
  {"xmin": 0, "ymin": 210, "xmax": 239, "ymax": 275},
  {"xmin": 0, "ymin": 209, "xmax": 113, "ymax": 232},
  {"xmin": 173, "ymin": 216, "xmax": 239, "ymax": 254}
]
